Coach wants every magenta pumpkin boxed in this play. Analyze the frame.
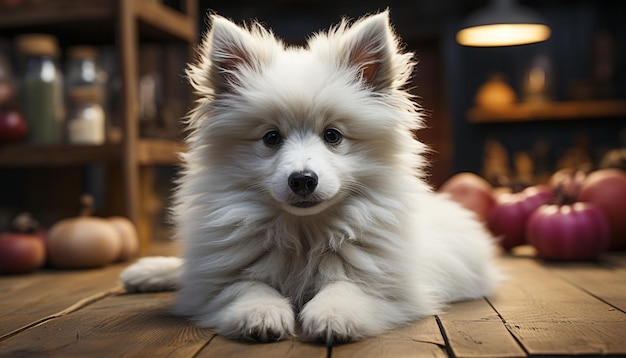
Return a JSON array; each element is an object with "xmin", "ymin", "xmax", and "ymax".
[
  {"xmin": 578, "ymin": 169, "xmax": 626, "ymax": 250},
  {"xmin": 527, "ymin": 202, "xmax": 610, "ymax": 261}
]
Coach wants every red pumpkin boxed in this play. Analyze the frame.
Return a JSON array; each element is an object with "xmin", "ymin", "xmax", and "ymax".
[
  {"xmin": 527, "ymin": 202, "xmax": 610, "ymax": 260},
  {"xmin": 438, "ymin": 172, "xmax": 495, "ymax": 222}
]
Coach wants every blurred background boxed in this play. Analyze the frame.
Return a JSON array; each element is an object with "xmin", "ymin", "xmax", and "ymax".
[
  {"xmin": 205, "ymin": 0, "xmax": 626, "ymax": 188},
  {"xmin": 0, "ymin": 0, "xmax": 624, "ymax": 250}
]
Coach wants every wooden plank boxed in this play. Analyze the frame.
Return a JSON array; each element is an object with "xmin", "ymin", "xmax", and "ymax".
[
  {"xmin": 0, "ymin": 264, "xmax": 126, "ymax": 338},
  {"xmin": 135, "ymin": 0, "xmax": 196, "ymax": 42},
  {"xmin": 545, "ymin": 253, "xmax": 626, "ymax": 313},
  {"xmin": 197, "ymin": 305, "xmax": 443, "ymax": 358},
  {"xmin": 198, "ymin": 336, "xmax": 326, "ymax": 358},
  {"xmin": 332, "ymin": 316, "xmax": 447, "ymax": 358},
  {"xmin": 488, "ymin": 256, "xmax": 626, "ymax": 356},
  {"xmin": 437, "ymin": 299, "xmax": 526, "ymax": 358},
  {"xmin": 0, "ymin": 292, "xmax": 214, "ymax": 357}
]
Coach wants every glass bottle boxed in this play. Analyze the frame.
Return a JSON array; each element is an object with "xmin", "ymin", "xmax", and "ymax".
[{"xmin": 15, "ymin": 34, "xmax": 64, "ymax": 144}]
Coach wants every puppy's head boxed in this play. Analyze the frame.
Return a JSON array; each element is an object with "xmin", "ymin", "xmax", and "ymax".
[{"xmin": 186, "ymin": 11, "xmax": 423, "ymax": 217}]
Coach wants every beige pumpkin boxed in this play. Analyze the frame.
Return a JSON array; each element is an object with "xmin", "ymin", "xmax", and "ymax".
[
  {"xmin": 108, "ymin": 216, "xmax": 139, "ymax": 261},
  {"xmin": 48, "ymin": 217, "xmax": 121, "ymax": 269},
  {"xmin": 47, "ymin": 194, "xmax": 122, "ymax": 269}
]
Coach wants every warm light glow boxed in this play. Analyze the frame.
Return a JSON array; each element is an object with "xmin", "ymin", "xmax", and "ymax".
[
  {"xmin": 456, "ymin": 23, "xmax": 551, "ymax": 47},
  {"xmin": 528, "ymin": 67, "xmax": 546, "ymax": 91}
]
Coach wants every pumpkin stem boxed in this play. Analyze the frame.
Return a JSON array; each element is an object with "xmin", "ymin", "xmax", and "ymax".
[
  {"xmin": 11, "ymin": 212, "xmax": 40, "ymax": 233},
  {"xmin": 79, "ymin": 194, "xmax": 95, "ymax": 217},
  {"xmin": 554, "ymin": 169, "xmax": 588, "ymax": 206}
]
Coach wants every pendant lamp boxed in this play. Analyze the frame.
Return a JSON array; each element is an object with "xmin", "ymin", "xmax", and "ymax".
[{"xmin": 456, "ymin": 0, "xmax": 551, "ymax": 47}]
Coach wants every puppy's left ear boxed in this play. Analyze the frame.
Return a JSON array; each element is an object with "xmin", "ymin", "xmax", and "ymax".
[
  {"xmin": 340, "ymin": 11, "xmax": 412, "ymax": 91},
  {"xmin": 188, "ymin": 14, "xmax": 280, "ymax": 96}
]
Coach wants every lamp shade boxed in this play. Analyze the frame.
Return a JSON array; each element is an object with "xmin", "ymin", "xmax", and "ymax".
[{"xmin": 456, "ymin": 0, "xmax": 551, "ymax": 47}]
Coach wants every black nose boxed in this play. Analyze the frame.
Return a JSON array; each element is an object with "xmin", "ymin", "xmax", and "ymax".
[{"xmin": 288, "ymin": 172, "xmax": 318, "ymax": 195}]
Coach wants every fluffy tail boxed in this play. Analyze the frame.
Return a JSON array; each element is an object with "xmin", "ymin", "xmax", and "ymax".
[{"xmin": 120, "ymin": 256, "xmax": 183, "ymax": 293}]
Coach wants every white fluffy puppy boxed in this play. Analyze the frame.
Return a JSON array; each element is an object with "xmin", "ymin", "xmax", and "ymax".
[{"xmin": 121, "ymin": 11, "xmax": 500, "ymax": 344}]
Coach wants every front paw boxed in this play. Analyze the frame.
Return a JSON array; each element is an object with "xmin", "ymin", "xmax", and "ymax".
[
  {"xmin": 300, "ymin": 281, "xmax": 384, "ymax": 344},
  {"xmin": 214, "ymin": 284, "xmax": 296, "ymax": 342},
  {"xmin": 120, "ymin": 256, "xmax": 182, "ymax": 293}
]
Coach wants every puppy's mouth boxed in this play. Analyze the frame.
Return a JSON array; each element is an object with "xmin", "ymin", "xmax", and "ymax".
[
  {"xmin": 282, "ymin": 194, "xmax": 338, "ymax": 216},
  {"xmin": 290, "ymin": 200, "xmax": 322, "ymax": 208}
]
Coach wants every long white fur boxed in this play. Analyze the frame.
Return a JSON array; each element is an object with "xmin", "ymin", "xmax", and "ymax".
[{"xmin": 120, "ymin": 10, "xmax": 500, "ymax": 344}]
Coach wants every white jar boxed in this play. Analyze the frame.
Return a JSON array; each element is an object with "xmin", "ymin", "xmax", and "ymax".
[{"xmin": 67, "ymin": 87, "xmax": 105, "ymax": 144}]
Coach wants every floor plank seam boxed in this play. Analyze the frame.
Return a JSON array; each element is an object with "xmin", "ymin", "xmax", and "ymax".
[
  {"xmin": 410, "ymin": 337, "xmax": 447, "ymax": 349},
  {"xmin": 0, "ymin": 285, "xmax": 125, "ymax": 343},
  {"xmin": 484, "ymin": 297, "xmax": 530, "ymax": 358},
  {"xmin": 435, "ymin": 315, "xmax": 455, "ymax": 358},
  {"xmin": 191, "ymin": 333, "xmax": 218, "ymax": 358}
]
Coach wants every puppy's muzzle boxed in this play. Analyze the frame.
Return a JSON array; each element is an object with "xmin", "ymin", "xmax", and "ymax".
[{"xmin": 288, "ymin": 171, "xmax": 318, "ymax": 195}]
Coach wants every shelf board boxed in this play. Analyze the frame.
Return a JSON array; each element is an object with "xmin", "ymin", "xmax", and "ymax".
[
  {"xmin": 138, "ymin": 138, "xmax": 184, "ymax": 165},
  {"xmin": 0, "ymin": 143, "xmax": 121, "ymax": 167},
  {"xmin": 0, "ymin": 0, "xmax": 113, "ymax": 28},
  {"xmin": 0, "ymin": 139, "xmax": 183, "ymax": 167},
  {"xmin": 467, "ymin": 100, "xmax": 626, "ymax": 123}
]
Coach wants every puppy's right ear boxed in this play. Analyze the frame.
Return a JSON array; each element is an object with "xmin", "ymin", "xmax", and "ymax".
[{"xmin": 188, "ymin": 15, "xmax": 278, "ymax": 95}]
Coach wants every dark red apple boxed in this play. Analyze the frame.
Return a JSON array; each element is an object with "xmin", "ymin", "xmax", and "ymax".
[
  {"xmin": 0, "ymin": 232, "xmax": 46, "ymax": 274},
  {"xmin": 0, "ymin": 110, "xmax": 27, "ymax": 143},
  {"xmin": 438, "ymin": 172, "xmax": 495, "ymax": 222}
]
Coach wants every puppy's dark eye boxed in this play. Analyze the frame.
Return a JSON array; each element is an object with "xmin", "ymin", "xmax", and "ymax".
[
  {"xmin": 263, "ymin": 130, "xmax": 282, "ymax": 147},
  {"xmin": 323, "ymin": 128, "xmax": 343, "ymax": 145}
]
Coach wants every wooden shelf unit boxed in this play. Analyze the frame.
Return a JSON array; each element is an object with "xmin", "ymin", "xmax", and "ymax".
[
  {"xmin": 0, "ymin": 0, "xmax": 196, "ymax": 40},
  {"xmin": 467, "ymin": 100, "xmax": 626, "ymax": 123},
  {"xmin": 0, "ymin": 0, "xmax": 198, "ymax": 248}
]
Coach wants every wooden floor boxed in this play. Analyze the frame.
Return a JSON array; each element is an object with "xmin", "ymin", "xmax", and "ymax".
[{"xmin": 1, "ymin": 241, "xmax": 625, "ymax": 358}]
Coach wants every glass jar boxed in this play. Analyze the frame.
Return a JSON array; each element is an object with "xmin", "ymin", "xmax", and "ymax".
[
  {"xmin": 66, "ymin": 46, "xmax": 102, "ymax": 88},
  {"xmin": 15, "ymin": 34, "xmax": 65, "ymax": 144},
  {"xmin": 66, "ymin": 87, "xmax": 105, "ymax": 145}
]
